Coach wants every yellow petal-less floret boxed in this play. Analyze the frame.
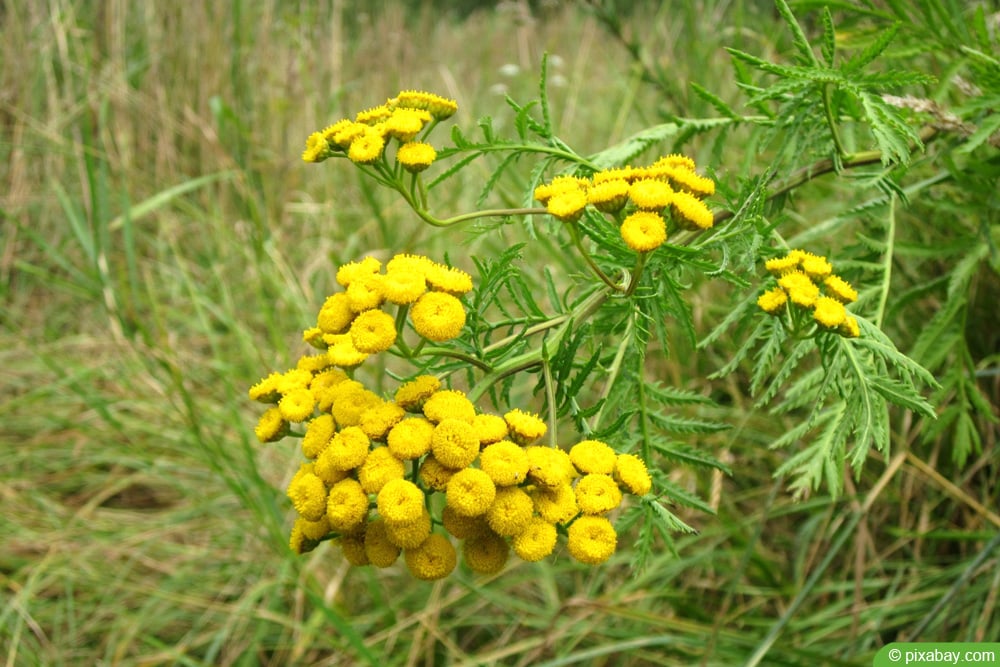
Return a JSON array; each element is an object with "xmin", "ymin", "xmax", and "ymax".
[
  {"xmin": 472, "ymin": 413, "xmax": 509, "ymax": 445},
  {"xmin": 486, "ymin": 486, "xmax": 534, "ymax": 537},
  {"xmin": 446, "ymin": 468, "xmax": 497, "ymax": 517},
  {"xmin": 355, "ymin": 104, "xmax": 393, "ymax": 125},
  {"xmin": 386, "ymin": 416, "xmax": 435, "ymax": 459},
  {"xmin": 326, "ymin": 478, "xmax": 369, "ymax": 532},
  {"xmin": 530, "ymin": 483, "xmax": 579, "ymax": 524},
  {"xmin": 765, "ymin": 253, "xmax": 801, "ymax": 276},
  {"xmin": 302, "ymin": 131, "xmax": 331, "ymax": 163},
  {"xmin": 586, "ymin": 179, "xmax": 630, "ymax": 214},
  {"xmin": 348, "ymin": 309, "xmax": 397, "ymax": 355},
  {"xmin": 296, "ymin": 515, "xmax": 331, "ymax": 542},
  {"xmin": 348, "ymin": 126, "xmax": 386, "ymax": 164},
  {"xmin": 386, "ymin": 508, "xmax": 432, "ymax": 549},
  {"xmin": 390, "ymin": 90, "xmax": 458, "ymax": 120},
  {"xmin": 800, "ymin": 252, "xmax": 833, "ymax": 280},
  {"xmin": 574, "ymin": 473, "xmax": 623, "ymax": 515},
  {"xmin": 569, "ymin": 439, "xmax": 617, "ymax": 475},
  {"xmin": 620, "ymin": 211, "xmax": 667, "ymax": 253},
  {"xmin": 423, "ymin": 390, "xmax": 477, "ymax": 424},
  {"xmin": 382, "ymin": 268, "xmax": 427, "ymax": 305},
  {"xmin": 480, "ymin": 440, "xmax": 530, "ymax": 486},
  {"xmin": 331, "ymin": 386, "xmax": 382, "ymax": 428},
  {"xmin": 336, "ymin": 256, "xmax": 382, "ymax": 288},
  {"xmin": 404, "ymin": 533, "xmax": 458, "ymax": 580},
  {"xmin": 441, "ymin": 504, "xmax": 489, "ymax": 539},
  {"xmin": 546, "ymin": 189, "xmax": 588, "ymax": 223},
  {"xmin": 319, "ymin": 425, "xmax": 370, "ymax": 472},
  {"xmin": 326, "ymin": 335, "xmax": 370, "ymax": 369},
  {"xmin": 424, "ymin": 263, "xmax": 474, "ymax": 295},
  {"xmin": 278, "ymin": 387, "xmax": 315, "ymax": 422},
  {"xmin": 615, "ymin": 453, "xmax": 652, "ymax": 496},
  {"xmin": 345, "ymin": 274, "xmax": 386, "ymax": 313},
  {"xmin": 340, "ymin": 529, "xmax": 370, "ymax": 566},
  {"xmin": 629, "ymin": 179, "xmax": 674, "ymax": 211},
  {"xmin": 778, "ymin": 271, "xmax": 820, "ymax": 307},
  {"xmin": 824, "ymin": 274, "xmax": 858, "ymax": 303},
  {"xmin": 396, "ymin": 141, "xmax": 437, "ymax": 172},
  {"xmin": 359, "ymin": 401, "xmax": 406, "ymax": 441},
  {"xmin": 504, "ymin": 409, "xmax": 547, "ymax": 445},
  {"xmin": 255, "ymin": 407, "xmax": 288, "ymax": 443},
  {"xmin": 287, "ymin": 472, "xmax": 328, "ymax": 522},
  {"xmin": 840, "ymin": 315, "xmax": 861, "ymax": 338},
  {"xmin": 377, "ymin": 478, "xmax": 426, "ymax": 526},
  {"xmin": 526, "ymin": 446, "xmax": 573, "ymax": 488},
  {"xmin": 432, "ymin": 418, "xmax": 480, "ymax": 469},
  {"xmin": 512, "ymin": 517, "xmax": 558, "ymax": 562},
  {"xmin": 395, "ymin": 375, "xmax": 441, "ymax": 412},
  {"xmin": 813, "ymin": 296, "xmax": 848, "ymax": 328},
  {"xmin": 357, "ymin": 446, "xmax": 406, "ymax": 494},
  {"xmin": 317, "ymin": 293, "xmax": 355, "ymax": 334},
  {"xmin": 418, "ymin": 455, "xmax": 457, "ymax": 492},
  {"xmin": 662, "ymin": 165, "xmax": 715, "ymax": 197},
  {"xmin": 383, "ymin": 108, "xmax": 432, "ymax": 142},
  {"xmin": 410, "ymin": 291, "xmax": 466, "ymax": 342},
  {"xmin": 567, "ymin": 515, "xmax": 617, "ymax": 565},
  {"xmin": 249, "ymin": 372, "xmax": 282, "ymax": 403},
  {"xmin": 671, "ymin": 190, "xmax": 714, "ymax": 230},
  {"xmin": 301, "ymin": 414, "xmax": 336, "ymax": 460},
  {"xmin": 364, "ymin": 518, "xmax": 401, "ymax": 568},
  {"xmin": 289, "ymin": 521, "xmax": 320, "ymax": 555},
  {"xmin": 757, "ymin": 287, "xmax": 788, "ymax": 315},
  {"xmin": 312, "ymin": 450, "xmax": 350, "ymax": 486},
  {"xmin": 463, "ymin": 530, "xmax": 510, "ymax": 574}
]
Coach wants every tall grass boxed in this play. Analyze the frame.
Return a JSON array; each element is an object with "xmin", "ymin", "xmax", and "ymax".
[{"xmin": 2, "ymin": 1, "xmax": 997, "ymax": 665}]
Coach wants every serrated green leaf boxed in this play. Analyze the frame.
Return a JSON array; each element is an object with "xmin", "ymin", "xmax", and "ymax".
[
  {"xmin": 659, "ymin": 478, "xmax": 716, "ymax": 515},
  {"xmin": 650, "ymin": 439, "xmax": 732, "ymax": 474},
  {"xmin": 775, "ymin": 0, "xmax": 819, "ymax": 66},
  {"xmin": 690, "ymin": 82, "xmax": 740, "ymax": 120},
  {"xmin": 844, "ymin": 22, "xmax": 901, "ymax": 73},
  {"xmin": 868, "ymin": 376, "xmax": 936, "ymax": 418},
  {"xmin": 647, "ymin": 412, "xmax": 730, "ymax": 435},
  {"xmin": 820, "ymin": 7, "xmax": 836, "ymax": 67},
  {"xmin": 647, "ymin": 499, "xmax": 697, "ymax": 534},
  {"xmin": 587, "ymin": 122, "xmax": 681, "ymax": 169},
  {"xmin": 958, "ymin": 113, "xmax": 1000, "ymax": 154}
]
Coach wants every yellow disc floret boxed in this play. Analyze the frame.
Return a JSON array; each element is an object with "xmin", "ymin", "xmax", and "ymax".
[
  {"xmin": 404, "ymin": 533, "xmax": 458, "ymax": 580},
  {"xmin": 326, "ymin": 478, "xmax": 369, "ymax": 532},
  {"xmin": 567, "ymin": 515, "xmax": 617, "ymax": 565},
  {"xmin": 486, "ymin": 486, "xmax": 534, "ymax": 537},
  {"xmin": 410, "ymin": 291, "xmax": 466, "ymax": 342},
  {"xmin": 574, "ymin": 473, "xmax": 623, "ymax": 515},
  {"xmin": 620, "ymin": 211, "xmax": 668, "ymax": 253},
  {"xmin": 463, "ymin": 530, "xmax": 510, "ymax": 574},
  {"xmin": 569, "ymin": 439, "xmax": 617, "ymax": 475},
  {"xmin": 377, "ymin": 478, "xmax": 426, "ymax": 526},
  {"xmin": 615, "ymin": 453, "xmax": 652, "ymax": 496},
  {"xmin": 504, "ymin": 409, "xmax": 547, "ymax": 445},
  {"xmin": 446, "ymin": 468, "xmax": 497, "ymax": 517},
  {"xmin": 512, "ymin": 517, "xmax": 558, "ymax": 562},
  {"xmin": 813, "ymin": 296, "xmax": 848, "ymax": 328},
  {"xmin": 396, "ymin": 141, "xmax": 438, "ymax": 172},
  {"xmin": 349, "ymin": 309, "xmax": 398, "ymax": 354},
  {"xmin": 431, "ymin": 418, "xmax": 480, "ymax": 469},
  {"xmin": 757, "ymin": 287, "xmax": 789, "ymax": 315},
  {"xmin": 479, "ymin": 440, "xmax": 530, "ymax": 486}
]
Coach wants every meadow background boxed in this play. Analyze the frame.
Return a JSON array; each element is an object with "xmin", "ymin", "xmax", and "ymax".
[{"xmin": 2, "ymin": 1, "xmax": 998, "ymax": 665}]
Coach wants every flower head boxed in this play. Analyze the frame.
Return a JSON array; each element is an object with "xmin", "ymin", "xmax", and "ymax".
[
  {"xmin": 301, "ymin": 414, "xmax": 336, "ymax": 459},
  {"xmin": 586, "ymin": 179, "xmax": 630, "ymax": 213},
  {"xmin": 431, "ymin": 418, "xmax": 479, "ymax": 469},
  {"xmin": 615, "ymin": 453, "xmax": 652, "ymax": 496},
  {"xmin": 418, "ymin": 455, "xmax": 457, "ymax": 492},
  {"xmin": 530, "ymin": 483, "xmax": 579, "ymax": 524},
  {"xmin": 326, "ymin": 478, "xmax": 369, "ymax": 532},
  {"xmin": 800, "ymin": 252, "xmax": 833, "ymax": 280},
  {"xmin": 348, "ymin": 126, "xmax": 386, "ymax": 164},
  {"xmin": 463, "ymin": 530, "xmax": 510, "ymax": 574},
  {"xmin": 765, "ymin": 253, "xmax": 802, "ymax": 276},
  {"xmin": 757, "ymin": 287, "xmax": 788, "ymax": 315},
  {"xmin": 358, "ymin": 401, "xmax": 405, "ymax": 440},
  {"xmin": 319, "ymin": 425, "xmax": 370, "ymax": 471},
  {"xmin": 840, "ymin": 315, "xmax": 861, "ymax": 338},
  {"xmin": 778, "ymin": 271, "xmax": 820, "ymax": 307},
  {"xmin": 377, "ymin": 478, "xmax": 426, "ymax": 526},
  {"xmin": 423, "ymin": 389, "xmax": 477, "ymax": 424},
  {"xmin": 472, "ymin": 413, "xmax": 509, "ymax": 445},
  {"xmin": 349, "ymin": 309, "xmax": 397, "ymax": 354},
  {"xmin": 287, "ymin": 471, "xmax": 327, "ymax": 522},
  {"xmin": 339, "ymin": 529, "xmax": 369, "ymax": 566},
  {"xmin": 316, "ymin": 293, "xmax": 355, "ymax": 334},
  {"xmin": 575, "ymin": 473, "xmax": 623, "ymax": 515},
  {"xmin": 355, "ymin": 104, "xmax": 392, "ymax": 125},
  {"xmin": 336, "ymin": 257, "xmax": 382, "ymax": 288},
  {"xmin": 383, "ymin": 108, "xmax": 432, "ymax": 142},
  {"xmin": 512, "ymin": 517, "xmax": 558, "ymax": 562},
  {"xmin": 442, "ymin": 505, "xmax": 488, "ymax": 539},
  {"xmin": 255, "ymin": 407, "xmax": 288, "ymax": 443},
  {"xmin": 386, "ymin": 508, "xmax": 433, "ymax": 549},
  {"xmin": 302, "ymin": 131, "xmax": 331, "ymax": 163},
  {"xmin": 396, "ymin": 141, "xmax": 437, "ymax": 172},
  {"xmin": 391, "ymin": 90, "xmax": 458, "ymax": 120},
  {"xmin": 345, "ymin": 274, "xmax": 386, "ymax": 313},
  {"xmin": 387, "ymin": 416, "xmax": 435, "ymax": 459},
  {"xmin": 480, "ymin": 440, "xmax": 530, "ymax": 486},
  {"xmin": 404, "ymin": 533, "xmax": 458, "ymax": 580},
  {"xmin": 567, "ymin": 516, "xmax": 617, "ymax": 565},
  {"xmin": 671, "ymin": 190, "xmax": 714, "ymax": 230},
  {"xmin": 546, "ymin": 189, "xmax": 588, "ymax": 223},
  {"xmin": 424, "ymin": 263, "xmax": 473, "ymax": 295},
  {"xmin": 357, "ymin": 446, "xmax": 406, "ymax": 494},
  {"xmin": 526, "ymin": 446, "xmax": 574, "ymax": 488},
  {"xmin": 382, "ymin": 268, "xmax": 427, "ymax": 304},
  {"xmin": 395, "ymin": 374, "xmax": 441, "ymax": 412},
  {"xmin": 629, "ymin": 179, "xmax": 674, "ymax": 211},
  {"xmin": 446, "ymin": 468, "xmax": 497, "ymax": 517},
  {"xmin": 410, "ymin": 291, "xmax": 466, "ymax": 342},
  {"xmin": 364, "ymin": 518, "xmax": 401, "ymax": 568},
  {"xmin": 620, "ymin": 211, "xmax": 667, "ymax": 252},
  {"xmin": 486, "ymin": 486, "xmax": 534, "ymax": 536},
  {"xmin": 569, "ymin": 440, "xmax": 617, "ymax": 475},
  {"xmin": 824, "ymin": 274, "xmax": 858, "ymax": 303},
  {"xmin": 504, "ymin": 409, "xmax": 547, "ymax": 445},
  {"xmin": 813, "ymin": 296, "xmax": 848, "ymax": 328},
  {"xmin": 278, "ymin": 387, "xmax": 315, "ymax": 422}
]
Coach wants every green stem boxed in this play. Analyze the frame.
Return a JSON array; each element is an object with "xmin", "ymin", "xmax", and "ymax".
[{"xmin": 568, "ymin": 222, "xmax": 623, "ymax": 291}]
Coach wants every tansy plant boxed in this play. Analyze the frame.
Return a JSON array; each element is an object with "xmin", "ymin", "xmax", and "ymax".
[{"xmin": 250, "ymin": 5, "xmax": 947, "ymax": 577}]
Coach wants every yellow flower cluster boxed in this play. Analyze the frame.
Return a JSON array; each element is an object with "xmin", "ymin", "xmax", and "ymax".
[
  {"xmin": 252, "ymin": 361, "xmax": 652, "ymax": 576},
  {"xmin": 301, "ymin": 89, "xmax": 457, "ymax": 170},
  {"xmin": 757, "ymin": 249, "xmax": 860, "ymax": 338},
  {"xmin": 533, "ymin": 155, "xmax": 716, "ymax": 253}
]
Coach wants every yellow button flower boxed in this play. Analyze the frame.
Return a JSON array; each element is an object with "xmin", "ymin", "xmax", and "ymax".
[
  {"xmin": 295, "ymin": 515, "xmax": 331, "ymax": 542},
  {"xmin": 765, "ymin": 254, "xmax": 801, "ymax": 276},
  {"xmin": 326, "ymin": 478, "xmax": 369, "ymax": 532},
  {"xmin": 418, "ymin": 455, "xmax": 457, "ymax": 492},
  {"xmin": 302, "ymin": 131, "xmax": 331, "ymax": 163},
  {"xmin": 446, "ymin": 468, "xmax": 497, "ymax": 517},
  {"xmin": 395, "ymin": 374, "xmax": 441, "ymax": 412},
  {"xmin": 567, "ymin": 515, "xmax": 617, "ymax": 565},
  {"xmin": 346, "ymin": 274, "xmax": 386, "ymax": 313},
  {"xmin": 592, "ymin": 166, "xmax": 637, "ymax": 184},
  {"xmin": 390, "ymin": 90, "xmax": 458, "ymax": 120},
  {"xmin": 800, "ymin": 252, "xmax": 833, "ymax": 280},
  {"xmin": 316, "ymin": 293, "xmax": 355, "ymax": 336},
  {"xmin": 349, "ymin": 309, "xmax": 397, "ymax": 354},
  {"xmin": 512, "ymin": 517, "xmax": 558, "ymax": 562},
  {"xmin": 355, "ymin": 104, "xmax": 392, "ymax": 125},
  {"xmin": 530, "ymin": 483, "xmax": 579, "ymax": 524},
  {"xmin": 629, "ymin": 178, "xmax": 674, "ymax": 211},
  {"xmin": 839, "ymin": 315, "xmax": 861, "ymax": 338},
  {"xmin": 463, "ymin": 530, "xmax": 510, "ymax": 574},
  {"xmin": 778, "ymin": 271, "xmax": 820, "ymax": 307},
  {"xmin": 424, "ymin": 389, "xmax": 477, "ymax": 424},
  {"xmin": 410, "ymin": 291, "xmax": 466, "ymax": 342},
  {"xmin": 575, "ymin": 473, "xmax": 623, "ymax": 515},
  {"xmin": 504, "ymin": 409, "xmax": 547, "ymax": 445},
  {"xmin": 359, "ymin": 401, "xmax": 405, "ymax": 441},
  {"xmin": 386, "ymin": 508, "xmax": 432, "ymax": 549},
  {"xmin": 288, "ymin": 521, "xmax": 319, "ymax": 555},
  {"xmin": 286, "ymin": 471, "xmax": 327, "ymax": 522},
  {"xmin": 486, "ymin": 486, "xmax": 534, "ymax": 536},
  {"xmin": 336, "ymin": 256, "xmax": 382, "ymax": 288},
  {"xmin": 377, "ymin": 478, "xmax": 426, "ymax": 526},
  {"xmin": 526, "ymin": 446, "xmax": 573, "ymax": 488},
  {"xmin": 348, "ymin": 126, "xmax": 386, "ymax": 164},
  {"xmin": 404, "ymin": 533, "xmax": 458, "ymax": 580},
  {"xmin": 301, "ymin": 414, "xmax": 335, "ymax": 459},
  {"xmin": 357, "ymin": 446, "xmax": 405, "ymax": 494},
  {"xmin": 757, "ymin": 287, "xmax": 788, "ymax": 315},
  {"xmin": 364, "ymin": 518, "xmax": 401, "ymax": 568},
  {"xmin": 424, "ymin": 262, "xmax": 474, "ymax": 295},
  {"xmin": 586, "ymin": 179, "xmax": 630, "ymax": 214},
  {"xmin": 254, "ymin": 407, "xmax": 288, "ymax": 443},
  {"xmin": 813, "ymin": 296, "xmax": 848, "ymax": 328},
  {"xmin": 620, "ymin": 211, "xmax": 667, "ymax": 253},
  {"xmin": 319, "ymin": 425, "xmax": 370, "ymax": 472},
  {"xmin": 382, "ymin": 268, "xmax": 427, "ymax": 305},
  {"xmin": 432, "ymin": 418, "xmax": 480, "ymax": 469},
  {"xmin": 569, "ymin": 439, "xmax": 617, "ymax": 475},
  {"xmin": 671, "ymin": 190, "xmax": 714, "ymax": 230},
  {"xmin": 312, "ymin": 451, "xmax": 350, "ymax": 486},
  {"xmin": 546, "ymin": 189, "xmax": 588, "ymax": 223},
  {"xmin": 248, "ymin": 372, "xmax": 282, "ymax": 403},
  {"xmin": 396, "ymin": 141, "xmax": 438, "ymax": 172},
  {"xmin": 442, "ymin": 504, "xmax": 489, "ymax": 539},
  {"xmin": 383, "ymin": 108, "xmax": 432, "ymax": 142},
  {"xmin": 480, "ymin": 440, "xmax": 530, "ymax": 486},
  {"xmin": 824, "ymin": 274, "xmax": 858, "ymax": 303},
  {"xmin": 331, "ymin": 386, "xmax": 382, "ymax": 428},
  {"xmin": 278, "ymin": 387, "xmax": 315, "ymax": 422},
  {"xmin": 615, "ymin": 453, "xmax": 652, "ymax": 496},
  {"xmin": 326, "ymin": 335, "xmax": 370, "ymax": 369},
  {"xmin": 339, "ymin": 530, "xmax": 369, "ymax": 566},
  {"xmin": 663, "ymin": 165, "xmax": 715, "ymax": 197},
  {"xmin": 386, "ymin": 416, "xmax": 435, "ymax": 459},
  {"xmin": 473, "ymin": 413, "xmax": 509, "ymax": 445}
]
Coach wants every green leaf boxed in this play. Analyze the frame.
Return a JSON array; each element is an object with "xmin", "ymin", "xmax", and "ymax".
[
  {"xmin": 868, "ymin": 375, "xmax": 936, "ymax": 419},
  {"xmin": 690, "ymin": 82, "xmax": 740, "ymax": 120},
  {"xmin": 957, "ymin": 112, "xmax": 1000, "ymax": 154},
  {"xmin": 844, "ymin": 22, "xmax": 901, "ymax": 73},
  {"xmin": 820, "ymin": 7, "xmax": 836, "ymax": 67},
  {"xmin": 775, "ymin": 0, "xmax": 819, "ymax": 66},
  {"xmin": 587, "ymin": 123, "xmax": 681, "ymax": 169}
]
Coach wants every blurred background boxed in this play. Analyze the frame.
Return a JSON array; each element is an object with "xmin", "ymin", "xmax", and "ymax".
[{"xmin": 2, "ymin": 1, "xmax": 997, "ymax": 665}]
